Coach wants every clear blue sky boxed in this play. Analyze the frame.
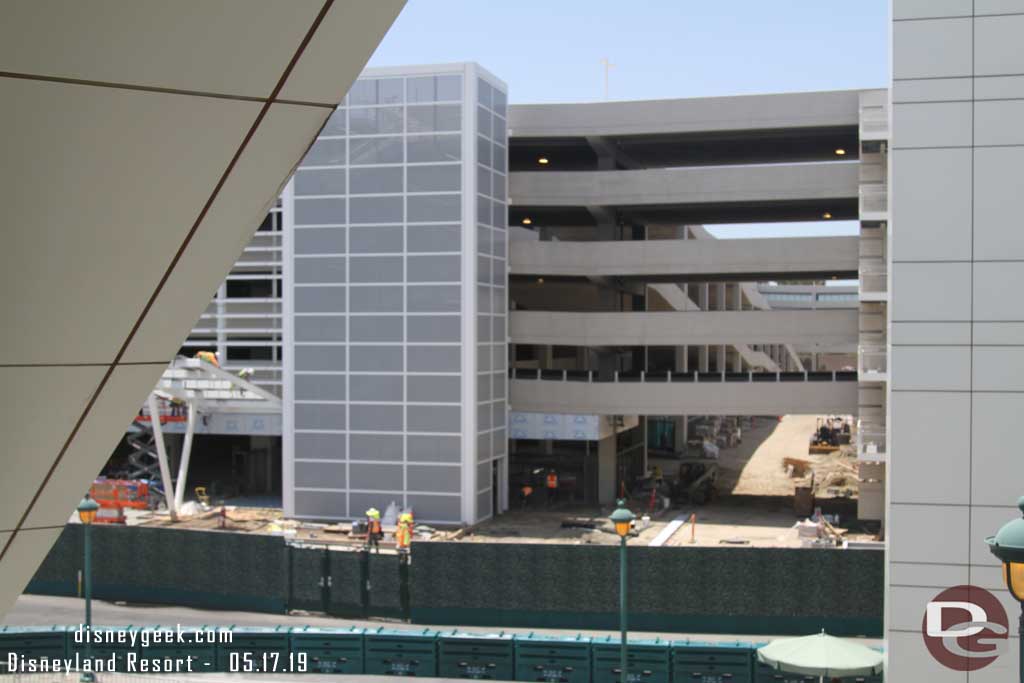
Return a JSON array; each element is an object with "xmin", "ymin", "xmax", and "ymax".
[
  {"xmin": 368, "ymin": 1, "xmax": 888, "ymax": 244},
  {"xmin": 368, "ymin": 1, "xmax": 889, "ymax": 103}
]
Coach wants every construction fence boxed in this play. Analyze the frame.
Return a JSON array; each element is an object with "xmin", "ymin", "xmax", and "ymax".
[{"xmin": 26, "ymin": 526, "xmax": 883, "ymax": 637}]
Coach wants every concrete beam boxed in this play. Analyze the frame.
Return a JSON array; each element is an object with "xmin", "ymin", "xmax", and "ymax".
[
  {"xmin": 510, "ymin": 163, "xmax": 858, "ymax": 208},
  {"xmin": 586, "ymin": 135, "xmax": 642, "ymax": 170},
  {"xmin": 509, "ymin": 90, "xmax": 862, "ymax": 138},
  {"xmin": 510, "ymin": 378, "xmax": 857, "ymax": 416},
  {"xmin": 510, "ymin": 236, "xmax": 858, "ymax": 280},
  {"xmin": 510, "ymin": 309, "xmax": 858, "ymax": 348}
]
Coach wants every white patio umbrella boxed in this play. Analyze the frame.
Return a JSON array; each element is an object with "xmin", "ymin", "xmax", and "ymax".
[{"xmin": 757, "ymin": 631, "xmax": 884, "ymax": 680}]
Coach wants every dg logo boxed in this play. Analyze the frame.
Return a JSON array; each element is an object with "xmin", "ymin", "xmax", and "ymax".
[{"xmin": 922, "ymin": 585, "xmax": 1010, "ymax": 671}]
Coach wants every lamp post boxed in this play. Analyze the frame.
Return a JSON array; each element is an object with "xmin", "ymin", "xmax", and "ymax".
[
  {"xmin": 986, "ymin": 496, "xmax": 1024, "ymax": 683},
  {"xmin": 610, "ymin": 500, "xmax": 635, "ymax": 683},
  {"xmin": 77, "ymin": 494, "xmax": 99, "ymax": 683}
]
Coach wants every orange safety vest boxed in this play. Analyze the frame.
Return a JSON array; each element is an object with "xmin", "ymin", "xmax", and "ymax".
[
  {"xmin": 369, "ymin": 519, "xmax": 382, "ymax": 535},
  {"xmin": 195, "ymin": 351, "xmax": 219, "ymax": 367},
  {"xmin": 521, "ymin": 485, "xmax": 534, "ymax": 497},
  {"xmin": 396, "ymin": 523, "xmax": 411, "ymax": 549},
  {"xmin": 546, "ymin": 473, "xmax": 558, "ymax": 489}
]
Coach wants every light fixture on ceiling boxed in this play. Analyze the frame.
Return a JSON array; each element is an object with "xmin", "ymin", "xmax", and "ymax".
[
  {"xmin": 522, "ymin": 217, "xmax": 533, "ymax": 225},
  {"xmin": 822, "ymin": 212, "xmax": 833, "ymax": 219},
  {"xmin": 537, "ymin": 277, "xmax": 545, "ymax": 284},
  {"xmin": 538, "ymin": 156, "xmax": 549, "ymax": 165},
  {"xmin": 834, "ymin": 148, "xmax": 846, "ymax": 156}
]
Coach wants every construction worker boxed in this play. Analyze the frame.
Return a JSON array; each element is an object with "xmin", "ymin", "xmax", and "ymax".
[
  {"xmin": 169, "ymin": 397, "xmax": 186, "ymax": 418},
  {"xmin": 195, "ymin": 350, "xmax": 219, "ymax": 367},
  {"xmin": 365, "ymin": 507, "xmax": 383, "ymax": 553},
  {"xmin": 395, "ymin": 512, "xmax": 413, "ymax": 555},
  {"xmin": 546, "ymin": 469, "xmax": 559, "ymax": 505},
  {"xmin": 519, "ymin": 483, "xmax": 534, "ymax": 509}
]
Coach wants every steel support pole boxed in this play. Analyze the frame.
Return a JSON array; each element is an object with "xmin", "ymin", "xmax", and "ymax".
[
  {"xmin": 84, "ymin": 522, "xmax": 91, "ymax": 634},
  {"xmin": 620, "ymin": 534, "xmax": 628, "ymax": 683},
  {"xmin": 173, "ymin": 402, "xmax": 197, "ymax": 511},
  {"xmin": 81, "ymin": 523, "xmax": 95, "ymax": 683},
  {"xmin": 148, "ymin": 393, "xmax": 178, "ymax": 520}
]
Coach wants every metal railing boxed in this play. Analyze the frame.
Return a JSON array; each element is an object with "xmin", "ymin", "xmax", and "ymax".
[
  {"xmin": 859, "ymin": 183, "xmax": 888, "ymax": 215},
  {"xmin": 510, "ymin": 368, "xmax": 858, "ymax": 383},
  {"xmin": 858, "ymin": 427, "xmax": 887, "ymax": 460},
  {"xmin": 859, "ymin": 103, "xmax": 889, "ymax": 139},
  {"xmin": 859, "ymin": 259, "xmax": 888, "ymax": 296},
  {"xmin": 858, "ymin": 345, "xmax": 888, "ymax": 377}
]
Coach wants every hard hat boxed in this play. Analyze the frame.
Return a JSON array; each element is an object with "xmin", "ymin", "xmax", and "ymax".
[
  {"xmin": 366, "ymin": 507, "xmax": 380, "ymax": 518},
  {"xmin": 399, "ymin": 512, "xmax": 413, "ymax": 523}
]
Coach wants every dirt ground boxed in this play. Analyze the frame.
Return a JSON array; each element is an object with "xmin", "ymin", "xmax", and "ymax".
[
  {"xmin": 455, "ymin": 497, "xmax": 874, "ymax": 548},
  {"xmin": 719, "ymin": 416, "xmax": 813, "ymax": 495},
  {"xmin": 649, "ymin": 415, "xmax": 858, "ymax": 499},
  {"xmin": 124, "ymin": 414, "xmax": 873, "ymax": 549},
  {"xmin": 717, "ymin": 415, "xmax": 859, "ymax": 499},
  {"xmin": 460, "ymin": 414, "xmax": 873, "ymax": 548}
]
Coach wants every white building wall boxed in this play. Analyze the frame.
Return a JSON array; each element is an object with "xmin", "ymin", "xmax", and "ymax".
[
  {"xmin": 282, "ymin": 64, "xmax": 507, "ymax": 526},
  {"xmin": 889, "ymin": 3, "xmax": 1024, "ymax": 680}
]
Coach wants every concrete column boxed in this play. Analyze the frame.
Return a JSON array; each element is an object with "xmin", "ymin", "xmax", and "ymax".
[
  {"xmin": 598, "ymin": 351, "xmax": 617, "ymax": 379},
  {"xmin": 696, "ymin": 283, "xmax": 709, "ymax": 373},
  {"xmin": 598, "ymin": 433, "xmax": 617, "ymax": 504},
  {"xmin": 641, "ymin": 416, "xmax": 648, "ymax": 475},
  {"xmin": 674, "ymin": 346, "xmax": 687, "ymax": 373},
  {"xmin": 673, "ymin": 415, "xmax": 689, "ymax": 454},
  {"xmin": 216, "ymin": 283, "xmax": 227, "ymax": 362},
  {"xmin": 540, "ymin": 345, "xmax": 553, "ymax": 370},
  {"xmin": 716, "ymin": 345, "xmax": 726, "ymax": 372},
  {"xmin": 509, "ymin": 299, "xmax": 517, "ymax": 370}
]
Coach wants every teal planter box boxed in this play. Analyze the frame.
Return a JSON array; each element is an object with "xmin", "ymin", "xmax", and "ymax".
[
  {"xmin": 514, "ymin": 633, "xmax": 592, "ymax": 683},
  {"xmin": 364, "ymin": 627, "xmax": 439, "ymax": 676},
  {"xmin": 131, "ymin": 625, "xmax": 218, "ymax": 674},
  {"xmin": 0, "ymin": 626, "xmax": 68, "ymax": 673},
  {"xmin": 438, "ymin": 630, "xmax": 516, "ymax": 679},
  {"xmin": 216, "ymin": 626, "xmax": 290, "ymax": 673},
  {"xmin": 290, "ymin": 626, "xmax": 365, "ymax": 674},
  {"xmin": 591, "ymin": 636, "xmax": 671, "ymax": 683},
  {"xmin": 671, "ymin": 640, "xmax": 755, "ymax": 683}
]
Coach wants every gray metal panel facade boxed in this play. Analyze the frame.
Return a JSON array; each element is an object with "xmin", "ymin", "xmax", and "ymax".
[
  {"xmin": 889, "ymin": 3, "xmax": 1023, "ymax": 679},
  {"xmin": 283, "ymin": 64, "xmax": 508, "ymax": 525}
]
